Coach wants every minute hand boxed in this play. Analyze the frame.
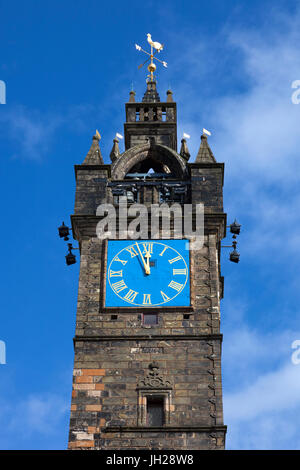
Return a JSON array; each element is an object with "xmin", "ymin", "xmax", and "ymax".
[{"xmin": 135, "ymin": 242, "xmax": 150, "ymax": 275}]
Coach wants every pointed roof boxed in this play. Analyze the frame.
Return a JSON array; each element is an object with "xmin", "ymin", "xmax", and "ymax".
[
  {"xmin": 142, "ymin": 80, "xmax": 160, "ymax": 102},
  {"xmin": 82, "ymin": 132, "xmax": 104, "ymax": 165},
  {"xmin": 180, "ymin": 138, "xmax": 190, "ymax": 161},
  {"xmin": 166, "ymin": 89, "xmax": 173, "ymax": 102},
  {"xmin": 195, "ymin": 133, "xmax": 217, "ymax": 163},
  {"xmin": 129, "ymin": 90, "xmax": 136, "ymax": 103},
  {"xmin": 110, "ymin": 137, "xmax": 120, "ymax": 163}
]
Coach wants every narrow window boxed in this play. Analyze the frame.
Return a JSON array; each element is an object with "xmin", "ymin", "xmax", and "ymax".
[
  {"xmin": 147, "ymin": 396, "xmax": 164, "ymax": 426},
  {"xmin": 111, "ymin": 314, "xmax": 118, "ymax": 321},
  {"xmin": 143, "ymin": 314, "xmax": 158, "ymax": 325}
]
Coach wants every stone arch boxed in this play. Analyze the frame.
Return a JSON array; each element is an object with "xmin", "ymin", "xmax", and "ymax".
[{"xmin": 111, "ymin": 142, "xmax": 187, "ymax": 180}]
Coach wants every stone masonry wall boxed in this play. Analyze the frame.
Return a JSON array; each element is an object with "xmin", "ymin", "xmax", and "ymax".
[{"xmin": 68, "ymin": 338, "xmax": 225, "ymax": 450}]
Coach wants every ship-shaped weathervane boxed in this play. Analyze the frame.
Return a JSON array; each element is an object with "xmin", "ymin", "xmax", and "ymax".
[{"xmin": 135, "ymin": 33, "xmax": 167, "ymax": 81}]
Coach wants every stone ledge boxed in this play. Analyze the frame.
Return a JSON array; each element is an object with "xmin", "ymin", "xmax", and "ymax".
[
  {"xmin": 102, "ymin": 425, "xmax": 227, "ymax": 433},
  {"xmin": 73, "ymin": 334, "xmax": 223, "ymax": 344}
]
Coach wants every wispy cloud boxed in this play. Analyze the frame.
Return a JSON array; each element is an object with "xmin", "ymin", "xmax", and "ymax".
[
  {"xmin": 0, "ymin": 104, "xmax": 96, "ymax": 161},
  {"xmin": 221, "ymin": 291, "xmax": 300, "ymax": 449},
  {"xmin": 0, "ymin": 392, "xmax": 69, "ymax": 449}
]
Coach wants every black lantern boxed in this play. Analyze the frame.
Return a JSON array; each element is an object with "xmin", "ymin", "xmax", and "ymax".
[
  {"xmin": 65, "ymin": 244, "xmax": 76, "ymax": 266},
  {"xmin": 229, "ymin": 249, "xmax": 240, "ymax": 263},
  {"xmin": 230, "ymin": 219, "xmax": 241, "ymax": 235},
  {"xmin": 58, "ymin": 222, "xmax": 70, "ymax": 241}
]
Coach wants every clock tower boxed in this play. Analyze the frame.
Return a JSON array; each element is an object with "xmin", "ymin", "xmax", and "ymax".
[{"xmin": 68, "ymin": 79, "xmax": 227, "ymax": 450}]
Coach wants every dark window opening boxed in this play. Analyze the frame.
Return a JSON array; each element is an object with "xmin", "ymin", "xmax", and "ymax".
[
  {"xmin": 111, "ymin": 315, "xmax": 118, "ymax": 321},
  {"xmin": 143, "ymin": 314, "xmax": 158, "ymax": 325},
  {"xmin": 136, "ymin": 107, "xmax": 140, "ymax": 121},
  {"xmin": 183, "ymin": 314, "xmax": 190, "ymax": 320},
  {"xmin": 147, "ymin": 396, "xmax": 164, "ymax": 426}
]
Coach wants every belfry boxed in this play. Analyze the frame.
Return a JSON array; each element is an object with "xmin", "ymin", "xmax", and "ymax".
[{"xmin": 68, "ymin": 37, "xmax": 227, "ymax": 450}]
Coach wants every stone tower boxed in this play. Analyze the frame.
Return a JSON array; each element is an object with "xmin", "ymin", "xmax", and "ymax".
[{"xmin": 68, "ymin": 81, "xmax": 227, "ymax": 450}]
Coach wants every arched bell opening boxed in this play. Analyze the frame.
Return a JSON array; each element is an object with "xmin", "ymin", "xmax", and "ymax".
[
  {"xmin": 111, "ymin": 144, "xmax": 186, "ymax": 181},
  {"xmin": 125, "ymin": 158, "xmax": 171, "ymax": 177}
]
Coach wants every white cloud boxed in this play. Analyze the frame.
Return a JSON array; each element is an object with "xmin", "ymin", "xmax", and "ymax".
[
  {"xmin": 0, "ymin": 104, "xmax": 96, "ymax": 160},
  {"xmin": 225, "ymin": 362, "xmax": 300, "ymax": 422},
  {"xmin": 222, "ymin": 310, "xmax": 300, "ymax": 449},
  {"xmin": 0, "ymin": 392, "xmax": 69, "ymax": 448}
]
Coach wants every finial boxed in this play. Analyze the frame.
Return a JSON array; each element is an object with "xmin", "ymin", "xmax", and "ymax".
[
  {"xmin": 110, "ymin": 136, "xmax": 121, "ymax": 163},
  {"xmin": 135, "ymin": 33, "xmax": 167, "ymax": 82},
  {"xmin": 129, "ymin": 90, "xmax": 136, "ymax": 103},
  {"xmin": 180, "ymin": 135, "xmax": 191, "ymax": 161},
  {"xmin": 82, "ymin": 131, "xmax": 104, "ymax": 165},
  {"xmin": 196, "ymin": 131, "xmax": 216, "ymax": 163},
  {"xmin": 167, "ymin": 89, "xmax": 173, "ymax": 102},
  {"xmin": 94, "ymin": 129, "xmax": 101, "ymax": 141}
]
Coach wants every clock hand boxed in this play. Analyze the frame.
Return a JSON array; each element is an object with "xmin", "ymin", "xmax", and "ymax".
[
  {"xmin": 135, "ymin": 242, "xmax": 150, "ymax": 275},
  {"xmin": 145, "ymin": 250, "xmax": 151, "ymax": 273}
]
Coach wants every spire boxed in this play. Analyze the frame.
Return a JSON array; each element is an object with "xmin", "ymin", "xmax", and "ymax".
[
  {"xmin": 110, "ymin": 137, "xmax": 121, "ymax": 163},
  {"xmin": 143, "ymin": 80, "xmax": 160, "ymax": 102},
  {"xmin": 82, "ymin": 131, "xmax": 104, "ymax": 165},
  {"xmin": 195, "ymin": 133, "xmax": 217, "ymax": 163},
  {"xmin": 180, "ymin": 138, "xmax": 190, "ymax": 161}
]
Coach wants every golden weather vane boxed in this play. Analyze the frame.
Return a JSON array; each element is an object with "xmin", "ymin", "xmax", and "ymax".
[{"xmin": 135, "ymin": 33, "xmax": 167, "ymax": 81}]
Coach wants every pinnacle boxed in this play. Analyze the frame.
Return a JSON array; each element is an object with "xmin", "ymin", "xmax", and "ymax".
[
  {"xmin": 82, "ymin": 132, "xmax": 104, "ymax": 165},
  {"xmin": 110, "ymin": 137, "xmax": 121, "ymax": 163},
  {"xmin": 195, "ymin": 133, "xmax": 217, "ymax": 163},
  {"xmin": 142, "ymin": 80, "xmax": 160, "ymax": 103}
]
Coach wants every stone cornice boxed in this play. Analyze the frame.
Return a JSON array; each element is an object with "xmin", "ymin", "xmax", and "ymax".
[
  {"xmin": 102, "ymin": 425, "xmax": 227, "ymax": 433},
  {"xmin": 74, "ymin": 164, "xmax": 111, "ymax": 179},
  {"xmin": 71, "ymin": 213, "xmax": 227, "ymax": 241},
  {"xmin": 73, "ymin": 334, "xmax": 223, "ymax": 345}
]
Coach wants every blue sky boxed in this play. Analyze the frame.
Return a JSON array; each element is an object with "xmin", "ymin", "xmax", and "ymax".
[{"xmin": 1, "ymin": 0, "xmax": 300, "ymax": 449}]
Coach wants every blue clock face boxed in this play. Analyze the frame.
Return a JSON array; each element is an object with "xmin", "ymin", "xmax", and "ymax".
[{"xmin": 105, "ymin": 239, "xmax": 190, "ymax": 307}]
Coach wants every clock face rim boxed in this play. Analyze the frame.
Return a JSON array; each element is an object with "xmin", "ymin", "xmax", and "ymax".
[{"xmin": 105, "ymin": 240, "xmax": 190, "ymax": 308}]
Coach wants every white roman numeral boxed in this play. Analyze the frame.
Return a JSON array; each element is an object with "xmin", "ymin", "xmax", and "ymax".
[
  {"xmin": 109, "ymin": 270, "xmax": 123, "ymax": 277},
  {"xmin": 143, "ymin": 294, "xmax": 152, "ymax": 305},
  {"xmin": 173, "ymin": 269, "xmax": 187, "ymax": 275},
  {"xmin": 168, "ymin": 256, "xmax": 181, "ymax": 264},
  {"xmin": 123, "ymin": 289, "xmax": 139, "ymax": 302},
  {"xmin": 159, "ymin": 246, "xmax": 168, "ymax": 256},
  {"xmin": 112, "ymin": 280, "xmax": 127, "ymax": 293},
  {"xmin": 160, "ymin": 291, "xmax": 171, "ymax": 302},
  {"xmin": 126, "ymin": 246, "xmax": 138, "ymax": 258},
  {"xmin": 168, "ymin": 280, "xmax": 183, "ymax": 292},
  {"xmin": 142, "ymin": 243, "xmax": 153, "ymax": 255},
  {"xmin": 114, "ymin": 256, "xmax": 127, "ymax": 265}
]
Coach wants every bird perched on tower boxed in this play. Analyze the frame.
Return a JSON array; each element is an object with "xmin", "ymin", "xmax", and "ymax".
[{"xmin": 147, "ymin": 33, "xmax": 164, "ymax": 52}]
